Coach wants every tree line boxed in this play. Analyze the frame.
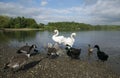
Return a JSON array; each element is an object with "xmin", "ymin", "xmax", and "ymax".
[
  {"xmin": 44, "ymin": 22, "xmax": 93, "ymax": 31},
  {"xmin": 0, "ymin": 15, "xmax": 120, "ymax": 30},
  {"xmin": 0, "ymin": 15, "xmax": 44, "ymax": 28},
  {"xmin": 45, "ymin": 22, "xmax": 120, "ymax": 31}
]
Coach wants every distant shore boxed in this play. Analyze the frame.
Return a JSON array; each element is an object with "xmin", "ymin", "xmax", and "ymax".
[{"xmin": 0, "ymin": 28, "xmax": 43, "ymax": 31}]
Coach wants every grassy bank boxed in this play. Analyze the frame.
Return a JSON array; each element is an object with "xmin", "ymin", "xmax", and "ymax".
[{"xmin": 0, "ymin": 44, "xmax": 120, "ymax": 78}]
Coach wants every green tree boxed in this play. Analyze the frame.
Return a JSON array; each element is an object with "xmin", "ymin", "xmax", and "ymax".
[{"xmin": 0, "ymin": 16, "xmax": 10, "ymax": 28}]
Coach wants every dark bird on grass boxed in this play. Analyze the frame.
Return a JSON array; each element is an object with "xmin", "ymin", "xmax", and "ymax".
[
  {"xmin": 65, "ymin": 44, "xmax": 81, "ymax": 59},
  {"xmin": 94, "ymin": 45, "xmax": 109, "ymax": 62},
  {"xmin": 4, "ymin": 53, "xmax": 30, "ymax": 72},
  {"xmin": 17, "ymin": 43, "xmax": 37, "ymax": 55}
]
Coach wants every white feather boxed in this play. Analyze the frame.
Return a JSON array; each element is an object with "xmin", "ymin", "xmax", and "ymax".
[
  {"xmin": 52, "ymin": 30, "xmax": 65, "ymax": 44},
  {"xmin": 63, "ymin": 33, "xmax": 76, "ymax": 47},
  {"xmin": 12, "ymin": 64, "xmax": 19, "ymax": 68}
]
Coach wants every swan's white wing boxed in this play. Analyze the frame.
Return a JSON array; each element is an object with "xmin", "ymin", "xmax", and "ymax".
[
  {"xmin": 63, "ymin": 37, "xmax": 74, "ymax": 47},
  {"xmin": 52, "ymin": 35, "xmax": 65, "ymax": 44}
]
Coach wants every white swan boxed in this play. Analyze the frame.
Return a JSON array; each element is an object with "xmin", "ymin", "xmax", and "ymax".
[
  {"xmin": 52, "ymin": 30, "xmax": 65, "ymax": 44},
  {"xmin": 63, "ymin": 33, "xmax": 76, "ymax": 47}
]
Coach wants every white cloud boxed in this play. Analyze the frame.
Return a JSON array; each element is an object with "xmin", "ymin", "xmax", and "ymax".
[
  {"xmin": 87, "ymin": 0, "xmax": 120, "ymax": 25},
  {"xmin": 0, "ymin": 0, "xmax": 120, "ymax": 25},
  {"xmin": 67, "ymin": 0, "xmax": 120, "ymax": 25},
  {"xmin": 40, "ymin": 0, "xmax": 48, "ymax": 6}
]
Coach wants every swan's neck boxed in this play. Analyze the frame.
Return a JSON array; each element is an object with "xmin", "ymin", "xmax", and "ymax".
[
  {"xmin": 71, "ymin": 34, "xmax": 75, "ymax": 40},
  {"xmin": 54, "ymin": 31, "xmax": 59, "ymax": 37}
]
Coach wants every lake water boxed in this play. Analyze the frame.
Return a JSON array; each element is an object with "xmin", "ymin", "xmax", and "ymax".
[{"xmin": 0, "ymin": 30, "xmax": 120, "ymax": 73}]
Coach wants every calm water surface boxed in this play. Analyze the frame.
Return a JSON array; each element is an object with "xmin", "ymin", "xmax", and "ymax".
[{"xmin": 0, "ymin": 30, "xmax": 120, "ymax": 73}]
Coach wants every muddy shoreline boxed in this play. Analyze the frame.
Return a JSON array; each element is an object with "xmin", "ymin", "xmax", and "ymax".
[{"xmin": 0, "ymin": 44, "xmax": 120, "ymax": 78}]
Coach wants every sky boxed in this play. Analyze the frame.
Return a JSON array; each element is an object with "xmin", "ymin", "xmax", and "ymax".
[{"xmin": 0, "ymin": 0, "xmax": 120, "ymax": 25}]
